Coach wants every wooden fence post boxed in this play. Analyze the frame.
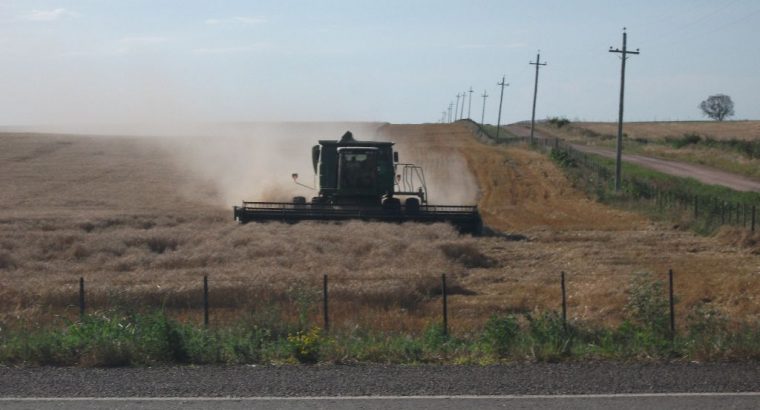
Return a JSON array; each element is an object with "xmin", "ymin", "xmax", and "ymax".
[{"xmin": 753, "ymin": 205, "xmax": 756, "ymax": 232}]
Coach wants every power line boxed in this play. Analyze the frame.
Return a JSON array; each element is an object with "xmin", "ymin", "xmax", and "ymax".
[
  {"xmin": 496, "ymin": 75, "xmax": 509, "ymax": 141},
  {"xmin": 609, "ymin": 28, "xmax": 640, "ymax": 192},
  {"xmin": 529, "ymin": 50, "xmax": 547, "ymax": 145}
]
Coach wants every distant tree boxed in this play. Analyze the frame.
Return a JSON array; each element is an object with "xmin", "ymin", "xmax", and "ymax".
[{"xmin": 699, "ymin": 94, "xmax": 734, "ymax": 121}]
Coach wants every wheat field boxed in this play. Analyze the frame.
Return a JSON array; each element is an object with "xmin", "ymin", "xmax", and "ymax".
[
  {"xmin": 540, "ymin": 120, "xmax": 760, "ymax": 142},
  {"xmin": 1, "ymin": 123, "xmax": 759, "ymax": 332}
]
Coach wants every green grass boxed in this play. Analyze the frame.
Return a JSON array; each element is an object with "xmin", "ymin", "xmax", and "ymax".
[
  {"xmin": 547, "ymin": 146, "xmax": 760, "ymax": 234},
  {"xmin": 2, "ymin": 274, "xmax": 759, "ymax": 366},
  {"xmin": 472, "ymin": 122, "xmax": 522, "ymax": 143}
]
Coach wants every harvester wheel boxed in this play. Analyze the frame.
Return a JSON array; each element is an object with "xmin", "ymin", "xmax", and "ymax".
[
  {"xmin": 293, "ymin": 196, "xmax": 306, "ymax": 207},
  {"xmin": 404, "ymin": 197, "xmax": 420, "ymax": 214},
  {"xmin": 382, "ymin": 197, "xmax": 401, "ymax": 212}
]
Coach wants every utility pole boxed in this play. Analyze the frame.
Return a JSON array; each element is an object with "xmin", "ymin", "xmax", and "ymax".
[
  {"xmin": 459, "ymin": 90, "xmax": 466, "ymax": 120},
  {"xmin": 447, "ymin": 102, "xmax": 453, "ymax": 123},
  {"xmin": 529, "ymin": 51, "xmax": 547, "ymax": 145},
  {"xmin": 454, "ymin": 93, "xmax": 461, "ymax": 121},
  {"xmin": 480, "ymin": 90, "xmax": 488, "ymax": 125},
  {"xmin": 609, "ymin": 28, "xmax": 640, "ymax": 192},
  {"xmin": 467, "ymin": 87, "xmax": 474, "ymax": 119},
  {"xmin": 441, "ymin": 110, "xmax": 447, "ymax": 123},
  {"xmin": 496, "ymin": 75, "xmax": 509, "ymax": 141}
]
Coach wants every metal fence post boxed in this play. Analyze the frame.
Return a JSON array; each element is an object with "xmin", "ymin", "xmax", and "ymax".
[
  {"xmin": 323, "ymin": 274, "xmax": 329, "ymax": 333},
  {"xmin": 721, "ymin": 201, "xmax": 726, "ymax": 224},
  {"xmin": 441, "ymin": 273, "xmax": 448, "ymax": 336},
  {"xmin": 79, "ymin": 277, "xmax": 85, "ymax": 320},
  {"xmin": 561, "ymin": 271, "xmax": 567, "ymax": 331},
  {"xmin": 203, "ymin": 275, "xmax": 209, "ymax": 327},
  {"xmin": 668, "ymin": 269, "xmax": 675, "ymax": 341}
]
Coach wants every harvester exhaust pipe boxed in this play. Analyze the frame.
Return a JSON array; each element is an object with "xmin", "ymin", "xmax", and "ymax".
[{"xmin": 292, "ymin": 173, "xmax": 315, "ymax": 190}]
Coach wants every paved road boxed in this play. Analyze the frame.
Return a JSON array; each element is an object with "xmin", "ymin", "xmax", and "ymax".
[
  {"xmin": 504, "ymin": 124, "xmax": 760, "ymax": 192},
  {"xmin": 2, "ymin": 363, "xmax": 759, "ymax": 396},
  {"xmin": 2, "ymin": 394, "xmax": 760, "ymax": 410},
  {"xmin": 2, "ymin": 364, "xmax": 759, "ymax": 409}
]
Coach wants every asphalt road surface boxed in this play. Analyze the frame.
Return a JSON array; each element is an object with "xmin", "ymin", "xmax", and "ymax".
[
  {"xmin": 1, "ymin": 363, "xmax": 759, "ymax": 409},
  {"xmin": 504, "ymin": 124, "xmax": 760, "ymax": 192}
]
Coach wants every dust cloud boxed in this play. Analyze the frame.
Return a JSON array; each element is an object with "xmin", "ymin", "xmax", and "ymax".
[
  {"xmin": 9, "ymin": 121, "xmax": 478, "ymax": 208},
  {"xmin": 155, "ymin": 122, "xmax": 386, "ymax": 207},
  {"xmin": 401, "ymin": 149, "xmax": 478, "ymax": 205},
  {"xmin": 148, "ymin": 121, "xmax": 477, "ymax": 208},
  {"xmin": 375, "ymin": 126, "xmax": 479, "ymax": 206}
]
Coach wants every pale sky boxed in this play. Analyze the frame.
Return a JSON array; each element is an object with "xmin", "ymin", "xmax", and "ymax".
[{"xmin": 1, "ymin": 0, "xmax": 759, "ymax": 127}]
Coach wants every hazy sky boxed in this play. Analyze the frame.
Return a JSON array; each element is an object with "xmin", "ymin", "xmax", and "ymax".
[{"xmin": 1, "ymin": 0, "xmax": 759, "ymax": 127}]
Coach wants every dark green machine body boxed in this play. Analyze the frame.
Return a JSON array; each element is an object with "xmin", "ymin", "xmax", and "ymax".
[
  {"xmin": 234, "ymin": 131, "xmax": 483, "ymax": 234},
  {"xmin": 312, "ymin": 132, "xmax": 395, "ymax": 205}
]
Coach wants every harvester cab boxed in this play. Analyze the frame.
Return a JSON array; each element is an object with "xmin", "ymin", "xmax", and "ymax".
[{"xmin": 233, "ymin": 131, "xmax": 482, "ymax": 234}]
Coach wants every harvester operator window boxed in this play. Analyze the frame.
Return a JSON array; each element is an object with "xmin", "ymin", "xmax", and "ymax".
[{"xmin": 339, "ymin": 150, "xmax": 377, "ymax": 190}]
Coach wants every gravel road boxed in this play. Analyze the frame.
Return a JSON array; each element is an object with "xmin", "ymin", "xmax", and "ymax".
[{"xmin": 1, "ymin": 363, "xmax": 759, "ymax": 397}]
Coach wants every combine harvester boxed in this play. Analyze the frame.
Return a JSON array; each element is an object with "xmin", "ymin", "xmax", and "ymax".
[{"xmin": 234, "ymin": 131, "xmax": 482, "ymax": 234}]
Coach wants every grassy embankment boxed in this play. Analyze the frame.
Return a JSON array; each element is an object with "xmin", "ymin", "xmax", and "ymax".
[{"xmin": 3, "ymin": 271, "xmax": 760, "ymax": 366}]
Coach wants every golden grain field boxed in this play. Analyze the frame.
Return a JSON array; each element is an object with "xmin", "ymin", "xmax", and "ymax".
[
  {"xmin": 541, "ymin": 120, "xmax": 760, "ymax": 142},
  {"xmin": 1, "ymin": 123, "xmax": 759, "ymax": 332}
]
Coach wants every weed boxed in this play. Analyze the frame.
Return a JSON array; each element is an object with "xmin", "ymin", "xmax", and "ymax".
[
  {"xmin": 684, "ymin": 303, "xmax": 729, "ymax": 360},
  {"xmin": 550, "ymin": 148, "xmax": 577, "ymax": 168},
  {"xmin": 665, "ymin": 133, "xmax": 701, "ymax": 148},
  {"xmin": 287, "ymin": 281, "xmax": 320, "ymax": 331},
  {"xmin": 481, "ymin": 314, "xmax": 520, "ymax": 357},
  {"xmin": 287, "ymin": 326, "xmax": 322, "ymax": 364},
  {"xmin": 625, "ymin": 272, "xmax": 670, "ymax": 337},
  {"xmin": 526, "ymin": 311, "xmax": 572, "ymax": 361}
]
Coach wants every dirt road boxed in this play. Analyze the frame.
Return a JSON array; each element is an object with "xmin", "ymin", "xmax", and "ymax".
[{"xmin": 505, "ymin": 124, "xmax": 760, "ymax": 192}]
